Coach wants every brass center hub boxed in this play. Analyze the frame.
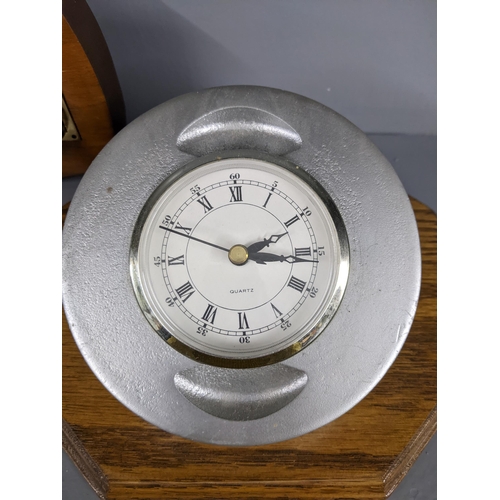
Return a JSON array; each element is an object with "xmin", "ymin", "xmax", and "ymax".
[{"xmin": 228, "ymin": 244, "xmax": 249, "ymax": 266}]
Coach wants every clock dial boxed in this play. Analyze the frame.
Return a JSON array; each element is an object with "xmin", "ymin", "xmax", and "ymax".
[{"xmin": 130, "ymin": 154, "xmax": 349, "ymax": 367}]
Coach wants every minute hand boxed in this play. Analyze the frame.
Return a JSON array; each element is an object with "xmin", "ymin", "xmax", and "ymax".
[
  {"xmin": 248, "ymin": 252, "xmax": 318, "ymax": 265},
  {"xmin": 159, "ymin": 226, "xmax": 230, "ymax": 253}
]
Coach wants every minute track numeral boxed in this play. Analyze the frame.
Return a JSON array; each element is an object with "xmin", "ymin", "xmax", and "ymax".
[
  {"xmin": 167, "ymin": 254, "xmax": 185, "ymax": 266},
  {"xmin": 175, "ymin": 281, "xmax": 195, "ymax": 303},
  {"xmin": 229, "ymin": 186, "xmax": 243, "ymax": 202},
  {"xmin": 294, "ymin": 247, "xmax": 312, "ymax": 257},
  {"xmin": 197, "ymin": 195, "xmax": 213, "ymax": 213},
  {"xmin": 284, "ymin": 215, "xmax": 300, "ymax": 227},
  {"xmin": 287, "ymin": 275, "xmax": 306, "ymax": 293},
  {"xmin": 201, "ymin": 304, "xmax": 217, "ymax": 324}
]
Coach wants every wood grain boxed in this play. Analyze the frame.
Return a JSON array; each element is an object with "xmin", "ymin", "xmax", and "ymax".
[
  {"xmin": 63, "ymin": 197, "xmax": 436, "ymax": 499},
  {"xmin": 62, "ymin": 15, "xmax": 115, "ymax": 177}
]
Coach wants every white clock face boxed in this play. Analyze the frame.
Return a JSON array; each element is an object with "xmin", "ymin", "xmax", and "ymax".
[{"xmin": 130, "ymin": 155, "xmax": 349, "ymax": 367}]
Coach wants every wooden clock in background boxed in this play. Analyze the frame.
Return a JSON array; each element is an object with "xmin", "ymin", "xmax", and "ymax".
[{"xmin": 62, "ymin": 0, "xmax": 125, "ymax": 178}]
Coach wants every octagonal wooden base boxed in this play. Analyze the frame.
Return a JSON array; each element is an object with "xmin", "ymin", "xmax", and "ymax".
[{"xmin": 62, "ymin": 198, "xmax": 436, "ymax": 499}]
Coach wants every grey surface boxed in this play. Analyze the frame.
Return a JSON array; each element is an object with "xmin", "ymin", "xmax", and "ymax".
[
  {"xmin": 390, "ymin": 433, "xmax": 438, "ymax": 500},
  {"xmin": 62, "ymin": 175, "xmax": 83, "ymax": 205},
  {"xmin": 370, "ymin": 134, "xmax": 436, "ymax": 213},
  {"xmin": 62, "ymin": 450, "xmax": 101, "ymax": 500},
  {"xmin": 86, "ymin": 0, "xmax": 436, "ymax": 135}
]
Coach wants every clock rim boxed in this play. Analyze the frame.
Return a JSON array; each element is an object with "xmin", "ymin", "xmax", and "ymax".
[{"xmin": 129, "ymin": 149, "xmax": 350, "ymax": 369}]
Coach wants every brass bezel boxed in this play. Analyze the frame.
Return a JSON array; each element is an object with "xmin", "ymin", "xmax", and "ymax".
[{"xmin": 129, "ymin": 150, "xmax": 350, "ymax": 368}]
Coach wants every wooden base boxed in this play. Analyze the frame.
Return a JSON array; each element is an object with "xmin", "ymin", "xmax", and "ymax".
[{"xmin": 62, "ymin": 198, "xmax": 436, "ymax": 499}]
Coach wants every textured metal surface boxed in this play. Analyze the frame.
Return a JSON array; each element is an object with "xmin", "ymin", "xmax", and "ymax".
[
  {"xmin": 177, "ymin": 106, "xmax": 302, "ymax": 156},
  {"xmin": 174, "ymin": 364, "xmax": 307, "ymax": 421},
  {"xmin": 62, "ymin": 86, "xmax": 421, "ymax": 445}
]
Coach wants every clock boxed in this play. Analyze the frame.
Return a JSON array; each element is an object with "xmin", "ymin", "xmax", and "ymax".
[
  {"xmin": 130, "ymin": 152, "xmax": 349, "ymax": 367},
  {"xmin": 62, "ymin": 86, "xmax": 420, "ymax": 445}
]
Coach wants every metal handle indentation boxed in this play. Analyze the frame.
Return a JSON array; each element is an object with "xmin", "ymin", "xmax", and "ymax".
[
  {"xmin": 174, "ymin": 363, "xmax": 308, "ymax": 421},
  {"xmin": 176, "ymin": 106, "xmax": 302, "ymax": 157}
]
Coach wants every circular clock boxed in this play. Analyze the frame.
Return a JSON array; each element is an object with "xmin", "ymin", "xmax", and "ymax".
[
  {"xmin": 130, "ymin": 153, "xmax": 349, "ymax": 367},
  {"xmin": 62, "ymin": 86, "xmax": 421, "ymax": 445}
]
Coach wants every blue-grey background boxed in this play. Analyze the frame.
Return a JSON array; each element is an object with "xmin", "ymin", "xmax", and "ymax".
[{"xmin": 63, "ymin": 1, "xmax": 436, "ymax": 498}]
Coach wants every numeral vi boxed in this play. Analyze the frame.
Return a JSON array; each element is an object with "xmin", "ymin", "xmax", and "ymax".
[{"xmin": 238, "ymin": 312, "xmax": 249, "ymax": 330}]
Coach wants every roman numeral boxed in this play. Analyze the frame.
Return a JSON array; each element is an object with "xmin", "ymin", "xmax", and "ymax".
[
  {"xmin": 201, "ymin": 304, "xmax": 217, "ymax": 324},
  {"xmin": 197, "ymin": 195, "xmax": 213, "ymax": 213},
  {"xmin": 294, "ymin": 247, "xmax": 311, "ymax": 257},
  {"xmin": 262, "ymin": 193, "xmax": 272, "ymax": 208},
  {"xmin": 238, "ymin": 312, "xmax": 249, "ymax": 330},
  {"xmin": 284, "ymin": 215, "xmax": 300, "ymax": 227},
  {"xmin": 229, "ymin": 186, "xmax": 243, "ymax": 202},
  {"xmin": 270, "ymin": 303, "xmax": 283, "ymax": 318},
  {"xmin": 167, "ymin": 254, "xmax": 185, "ymax": 266},
  {"xmin": 175, "ymin": 281, "xmax": 195, "ymax": 302},
  {"xmin": 287, "ymin": 275, "xmax": 306, "ymax": 293},
  {"xmin": 175, "ymin": 222, "xmax": 192, "ymax": 235}
]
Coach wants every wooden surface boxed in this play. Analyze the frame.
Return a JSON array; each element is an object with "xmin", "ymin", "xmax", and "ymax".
[
  {"xmin": 62, "ymin": 198, "xmax": 436, "ymax": 500},
  {"xmin": 62, "ymin": 13, "xmax": 118, "ymax": 177}
]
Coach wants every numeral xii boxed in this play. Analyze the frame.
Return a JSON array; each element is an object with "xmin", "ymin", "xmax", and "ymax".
[{"xmin": 229, "ymin": 186, "xmax": 242, "ymax": 202}]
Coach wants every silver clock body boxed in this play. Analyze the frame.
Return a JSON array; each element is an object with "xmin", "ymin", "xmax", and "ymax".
[{"xmin": 62, "ymin": 86, "xmax": 420, "ymax": 445}]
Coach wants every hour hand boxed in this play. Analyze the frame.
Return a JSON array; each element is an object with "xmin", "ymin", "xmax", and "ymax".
[
  {"xmin": 246, "ymin": 233, "xmax": 288, "ymax": 254},
  {"xmin": 248, "ymin": 252, "xmax": 318, "ymax": 265}
]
